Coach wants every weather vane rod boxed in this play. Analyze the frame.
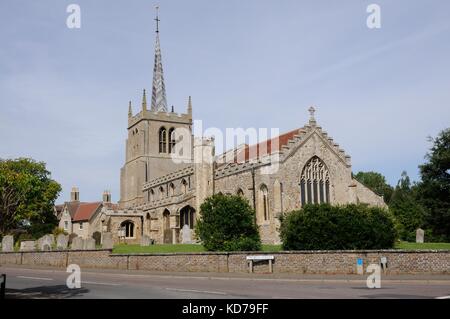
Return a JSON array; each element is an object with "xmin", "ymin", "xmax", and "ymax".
[{"xmin": 155, "ymin": 5, "xmax": 160, "ymax": 33}]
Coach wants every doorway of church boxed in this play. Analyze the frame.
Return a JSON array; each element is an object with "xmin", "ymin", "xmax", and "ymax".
[
  {"xmin": 163, "ymin": 209, "xmax": 171, "ymax": 244},
  {"xmin": 180, "ymin": 205, "xmax": 196, "ymax": 229}
]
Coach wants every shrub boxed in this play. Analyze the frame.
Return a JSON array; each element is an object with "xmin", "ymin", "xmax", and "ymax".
[
  {"xmin": 195, "ymin": 194, "xmax": 261, "ymax": 251},
  {"xmin": 53, "ymin": 227, "xmax": 68, "ymax": 237},
  {"xmin": 14, "ymin": 233, "xmax": 33, "ymax": 250},
  {"xmin": 280, "ymin": 204, "xmax": 397, "ymax": 250}
]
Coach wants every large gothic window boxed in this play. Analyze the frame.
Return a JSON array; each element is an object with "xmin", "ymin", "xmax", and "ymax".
[
  {"xmin": 300, "ymin": 156, "xmax": 330, "ymax": 206},
  {"xmin": 168, "ymin": 128, "xmax": 176, "ymax": 153},
  {"xmin": 159, "ymin": 127, "xmax": 167, "ymax": 153}
]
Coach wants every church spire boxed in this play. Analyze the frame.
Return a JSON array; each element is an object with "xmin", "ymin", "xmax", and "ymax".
[{"xmin": 150, "ymin": 6, "xmax": 168, "ymax": 112}]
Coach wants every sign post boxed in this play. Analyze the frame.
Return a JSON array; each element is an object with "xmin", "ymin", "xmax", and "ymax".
[{"xmin": 0, "ymin": 274, "xmax": 6, "ymax": 299}]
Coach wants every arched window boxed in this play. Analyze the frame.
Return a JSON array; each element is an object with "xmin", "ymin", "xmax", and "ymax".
[
  {"xmin": 149, "ymin": 189, "xmax": 154, "ymax": 201},
  {"xmin": 169, "ymin": 183, "xmax": 175, "ymax": 196},
  {"xmin": 159, "ymin": 186, "xmax": 165, "ymax": 199},
  {"xmin": 300, "ymin": 156, "xmax": 330, "ymax": 206},
  {"xmin": 259, "ymin": 185, "xmax": 269, "ymax": 221},
  {"xmin": 181, "ymin": 179, "xmax": 188, "ymax": 194},
  {"xmin": 168, "ymin": 128, "xmax": 176, "ymax": 153},
  {"xmin": 120, "ymin": 220, "xmax": 135, "ymax": 238},
  {"xmin": 159, "ymin": 127, "xmax": 167, "ymax": 153},
  {"xmin": 163, "ymin": 210, "xmax": 171, "ymax": 244},
  {"xmin": 236, "ymin": 188, "xmax": 244, "ymax": 196},
  {"xmin": 180, "ymin": 206, "xmax": 196, "ymax": 229}
]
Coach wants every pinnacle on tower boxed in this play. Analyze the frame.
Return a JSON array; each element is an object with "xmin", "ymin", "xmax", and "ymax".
[
  {"xmin": 150, "ymin": 6, "xmax": 168, "ymax": 112},
  {"xmin": 128, "ymin": 101, "xmax": 132, "ymax": 117},
  {"xmin": 142, "ymin": 89, "xmax": 147, "ymax": 112},
  {"xmin": 187, "ymin": 96, "xmax": 192, "ymax": 114}
]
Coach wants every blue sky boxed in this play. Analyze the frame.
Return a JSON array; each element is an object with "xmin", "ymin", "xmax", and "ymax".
[{"xmin": 1, "ymin": 0, "xmax": 449, "ymax": 203}]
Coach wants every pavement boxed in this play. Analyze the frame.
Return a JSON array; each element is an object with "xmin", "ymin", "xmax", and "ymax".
[{"xmin": 1, "ymin": 265, "xmax": 450, "ymax": 299}]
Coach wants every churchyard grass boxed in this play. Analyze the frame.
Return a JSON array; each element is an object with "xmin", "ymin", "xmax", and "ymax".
[
  {"xmin": 111, "ymin": 243, "xmax": 450, "ymax": 253},
  {"xmin": 112, "ymin": 244, "xmax": 283, "ymax": 254}
]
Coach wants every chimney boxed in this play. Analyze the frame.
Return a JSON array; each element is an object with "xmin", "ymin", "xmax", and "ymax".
[
  {"xmin": 102, "ymin": 190, "xmax": 111, "ymax": 203},
  {"xmin": 70, "ymin": 187, "xmax": 80, "ymax": 202}
]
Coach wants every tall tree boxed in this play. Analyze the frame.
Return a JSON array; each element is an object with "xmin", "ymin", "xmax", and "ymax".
[
  {"xmin": 417, "ymin": 128, "xmax": 450, "ymax": 241},
  {"xmin": 354, "ymin": 171, "xmax": 394, "ymax": 203},
  {"xmin": 389, "ymin": 171, "xmax": 425, "ymax": 241},
  {"xmin": 0, "ymin": 158, "xmax": 61, "ymax": 237}
]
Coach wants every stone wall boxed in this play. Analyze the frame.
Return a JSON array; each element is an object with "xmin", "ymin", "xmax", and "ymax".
[{"xmin": 1, "ymin": 250, "xmax": 449, "ymax": 275}]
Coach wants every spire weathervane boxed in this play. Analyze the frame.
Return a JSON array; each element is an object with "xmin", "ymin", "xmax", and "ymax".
[{"xmin": 155, "ymin": 5, "xmax": 160, "ymax": 33}]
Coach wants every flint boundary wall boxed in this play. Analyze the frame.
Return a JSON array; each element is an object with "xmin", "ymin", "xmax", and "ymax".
[{"xmin": 1, "ymin": 250, "xmax": 449, "ymax": 274}]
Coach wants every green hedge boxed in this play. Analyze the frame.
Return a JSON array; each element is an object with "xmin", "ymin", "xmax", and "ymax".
[
  {"xmin": 280, "ymin": 204, "xmax": 397, "ymax": 250},
  {"xmin": 195, "ymin": 194, "xmax": 261, "ymax": 251}
]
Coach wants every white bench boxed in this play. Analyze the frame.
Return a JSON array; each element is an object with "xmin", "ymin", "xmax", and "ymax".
[{"xmin": 246, "ymin": 255, "xmax": 274, "ymax": 273}]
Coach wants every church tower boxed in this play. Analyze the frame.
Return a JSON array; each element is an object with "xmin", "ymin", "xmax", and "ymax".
[{"xmin": 119, "ymin": 8, "xmax": 193, "ymax": 208}]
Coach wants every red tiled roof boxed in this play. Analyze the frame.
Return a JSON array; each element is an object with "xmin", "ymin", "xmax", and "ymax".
[
  {"xmin": 66, "ymin": 202, "xmax": 80, "ymax": 219},
  {"xmin": 72, "ymin": 202, "xmax": 102, "ymax": 222},
  {"xmin": 232, "ymin": 129, "xmax": 300, "ymax": 163}
]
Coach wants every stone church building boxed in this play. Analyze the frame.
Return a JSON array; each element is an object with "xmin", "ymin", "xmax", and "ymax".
[{"xmin": 56, "ymin": 14, "xmax": 385, "ymax": 245}]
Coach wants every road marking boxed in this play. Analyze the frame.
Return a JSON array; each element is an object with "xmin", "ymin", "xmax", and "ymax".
[
  {"xmin": 17, "ymin": 276, "xmax": 54, "ymax": 281},
  {"xmin": 435, "ymin": 295, "xmax": 450, "ymax": 299},
  {"xmin": 5, "ymin": 267, "xmax": 450, "ymax": 286},
  {"xmin": 166, "ymin": 287, "xmax": 227, "ymax": 295},
  {"xmin": 82, "ymin": 281, "xmax": 121, "ymax": 286}
]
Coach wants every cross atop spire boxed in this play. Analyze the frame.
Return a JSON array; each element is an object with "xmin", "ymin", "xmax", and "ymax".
[
  {"xmin": 150, "ymin": 6, "xmax": 168, "ymax": 112},
  {"xmin": 308, "ymin": 106, "xmax": 316, "ymax": 125}
]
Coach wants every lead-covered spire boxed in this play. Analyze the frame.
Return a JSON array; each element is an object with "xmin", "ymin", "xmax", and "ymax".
[{"xmin": 150, "ymin": 6, "xmax": 168, "ymax": 112}]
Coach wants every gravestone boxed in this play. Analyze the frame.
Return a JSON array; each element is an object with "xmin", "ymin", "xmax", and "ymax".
[
  {"xmin": 1, "ymin": 235, "xmax": 14, "ymax": 252},
  {"xmin": 102, "ymin": 232, "xmax": 113, "ymax": 249},
  {"xmin": 37, "ymin": 235, "xmax": 54, "ymax": 251},
  {"xmin": 416, "ymin": 228, "xmax": 424, "ymax": 243},
  {"xmin": 181, "ymin": 225, "xmax": 192, "ymax": 244},
  {"xmin": 71, "ymin": 237, "xmax": 84, "ymax": 250},
  {"xmin": 140, "ymin": 235, "xmax": 152, "ymax": 246},
  {"xmin": 83, "ymin": 238, "xmax": 96, "ymax": 250},
  {"xmin": 56, "ymin": 234, "xmax": 69, "ymax": 250},
  {"xmin": 20, "ymin": 241, "xmax": 36, "ymax": 252}
]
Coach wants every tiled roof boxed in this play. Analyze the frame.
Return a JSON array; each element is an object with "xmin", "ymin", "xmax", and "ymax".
[
  {"xmin": 220, "ymin": 128, "xmax": 300, "ymax": 164},
  {"xmin": 66, "ymin": 202, "xmax": 81, "ymax": 219},
  {"xmin": 72, "ymin": 202, "xmax": 102, "ymax": 222}
]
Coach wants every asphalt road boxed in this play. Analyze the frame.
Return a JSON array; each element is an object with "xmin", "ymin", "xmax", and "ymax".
[{"xmin": 1, "ymin": 265, "xmax": 450, "ymax": 299}]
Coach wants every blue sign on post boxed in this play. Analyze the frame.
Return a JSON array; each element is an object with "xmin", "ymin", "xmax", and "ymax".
[{"xmin": 356, "ymin": 258, "xmax": 364, "ymax": 274}]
